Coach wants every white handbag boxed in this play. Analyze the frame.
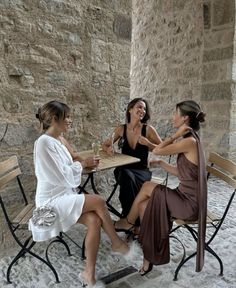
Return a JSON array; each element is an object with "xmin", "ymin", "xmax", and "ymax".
[{"xmin": 31, "ymin": 205, "xmax": 57, "ymax": 227}]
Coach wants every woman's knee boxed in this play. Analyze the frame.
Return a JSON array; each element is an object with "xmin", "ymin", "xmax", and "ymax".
[
  {"xmin": 84, "ymin": 212, "xmax": 102, "ymax": 228},
  {"xmin": 140, "ymin": 181, "xmax": 155, "ymax": 193},
  {"xmin": 94, "ymin": 195, "xmax": 106, "ymax": 208}
]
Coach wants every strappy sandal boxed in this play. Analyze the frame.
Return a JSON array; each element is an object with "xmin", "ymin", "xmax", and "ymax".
[
  {"xmin": 114, "ymin": 218, "xmax": 135, "ymax": 235},
  {"xmin": 139, "ymin": 263, "xmax": 153, "ymax": 276}
]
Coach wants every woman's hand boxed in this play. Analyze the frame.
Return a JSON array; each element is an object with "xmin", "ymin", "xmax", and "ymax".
[
  {"xmin": 173, "ymin": 124, "xmax": 192, "ymax": 139},
  {"xmin": 138, "ymin": 136, "xmax": 151, "ymax": 147},
  {"xmin": 148, "ymin": 158, "xmax": 162, "ymax": 168},
  {"xmin": 82, "ymin": 156, "xmax": 100, "ymax": 169},
  {"xmin": 105, "ymin": 145, "xmax": 114, "ymax": 156}
]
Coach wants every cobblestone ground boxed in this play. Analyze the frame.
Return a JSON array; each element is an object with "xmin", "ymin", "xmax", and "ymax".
[{"xmin": 0, "ymin": 177, "xmax": 235, "ymax": 288}]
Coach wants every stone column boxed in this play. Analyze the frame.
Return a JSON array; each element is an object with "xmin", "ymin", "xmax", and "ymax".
[
  {"xmin": 202, "ymin": 0, "xmax": 235, "ymax": 157},
  {"xmin": 131, "ymin": 0, "xmax": 204, "ymax": 138}
]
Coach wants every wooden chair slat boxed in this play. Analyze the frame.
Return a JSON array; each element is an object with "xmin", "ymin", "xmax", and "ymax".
[
  {"xmin": 0, "ymin": 168, "xmax": 21, "ymax": 191},
  {"xmin": 174, "ymin": 210, "xmax": 221, "ymax": 226},
  {"xmin": 19, "ymin": 205, "xmax": 35, "ymax": 225},
  {"xmin": 208, "ymin": 152, "xmax": 236, "ymax": 176},
  {"xmin": 0, "ymin": 156, "xmax": 19, "ymax": 174},
  {"xmin": 206, "ymin": 166, "xmax": 236, "ymax": 189},
  {"xmin": 207, "ymin": 211, "xmax": 221, "ymax": 222},
  {"xmin": 12, "ymin": 203, "xmax": 35, "ymax": 224}
]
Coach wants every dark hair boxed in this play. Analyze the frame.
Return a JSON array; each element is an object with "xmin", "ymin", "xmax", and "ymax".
[
  {"xmin": 36, "ymin": 100, "xmax": 70, "ymax": 131},
  {"xmin": 125, "ymin": 98, "xmax": 150, "ymax": 123},
  {"xmin": 176, "ymin": 100, "xmax": 205, "ymax": 131}
]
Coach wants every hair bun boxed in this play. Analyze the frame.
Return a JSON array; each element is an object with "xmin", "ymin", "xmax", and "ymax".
[{"xmin": 196, "ymin": 111, "xmax": 205, "ymax": 123}]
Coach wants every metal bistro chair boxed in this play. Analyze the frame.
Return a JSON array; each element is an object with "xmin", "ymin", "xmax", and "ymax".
[
  {"xmin": 0, "ymin": 156, "xmax": 76, "ymax": 284},
  {"xmin": 171, "ymin": 152, "xmax": 236, "ymax": 280}
]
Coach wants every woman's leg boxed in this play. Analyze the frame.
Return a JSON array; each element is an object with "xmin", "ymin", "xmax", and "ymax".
[
  {"xmin": 78, "ymin": 212, "xmax": 101, "ymax": 286},
  {"xmin": 138, "ymin": 200, "xmax": 152, "ymax": 273},
  {"xmin": 138, "ymin": 199, "xmax": 149, "ymax": 222},
  {"xmin": 82, "ymin": 194, "xmax": 128, "ymax": 254},
  {"xmin": 115, "ymin": 181, "xmax": 157, "ymax": 229}
]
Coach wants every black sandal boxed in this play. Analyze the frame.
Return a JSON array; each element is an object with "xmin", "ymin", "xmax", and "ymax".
[
  {"xmin": 139, "ymin": 263, "xmax": 153, "ymax": 276},
  {"xmin": 114, "ymin": 218, "xmax": 135, "ymax": 235}
]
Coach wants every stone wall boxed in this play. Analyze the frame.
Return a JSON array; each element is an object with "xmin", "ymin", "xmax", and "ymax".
[
  {"xmin": 131, "ymin": 0, "xmax": 204, "ymax": 139},
  {"xmin": 202, "ymin": 0, "xmax": 235, "ymax": 156},
  {"xmin": 0, "ymin": 0, "xmax": 131, "ymax": 256}
]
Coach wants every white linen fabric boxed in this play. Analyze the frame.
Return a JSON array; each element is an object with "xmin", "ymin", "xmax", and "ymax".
[{"xmin": 29, "ymin": 134, "xmax": 85, "ymax": 242}]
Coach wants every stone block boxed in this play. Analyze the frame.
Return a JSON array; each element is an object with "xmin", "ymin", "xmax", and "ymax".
[
  {"xmin": 202, "ymin": 63, "xmax": 218, "ymax": 82},
  {"xmin": 21, "ymin": 75, "xmax": 35, "ymax": 87},
  {"xmin": 229, "ymin": 132, "xmax": 236, "ymax": 146},
  {"xmin": 8, "ymin": 65, "xmax": 24, "ymax": 76},
  {"xmin": 204, "ymin": 30, "xmax": 234, "ymax": 49},
  {"xmin": 203, "ymin": 101, "xmax": 230, "ymax": 117},
  {"xmin": 113, "ymin": 14, "xmax": 131, "ymax": 40},
  {"xmin": 213, "ymin": 0, "xmax": 234, "ymax": 27},
  {"xmin": 2, "ymin": 93, "xmax": 20, "ymax": 113},
  {"xmin": 1, "ymin": 122, "xmax": 38, "ymax": 147},
  {"xmin": 203, "ymin": 46, "xmax": 233, "ymax": 62},
  {"xmin": 47, "ymin": 72, "xmax": 66, "ymax": 86},
  {"xmin": 38, "ymin": 0, "xmax": 81, "ymax": 17},
  {"xmin": 208, "ymin": 118, "xmax": 230, "ymax": 130},
  {"xmin": 91, "ymin": 39, "xmax": 110, "ymax": 73},
  {"xmin": 201, "ymin": 82, "xmax": 232, "ymax": 101},
  {"xmin": 219, "ymin": 132, "xmax": 230, "ymax": 147}
]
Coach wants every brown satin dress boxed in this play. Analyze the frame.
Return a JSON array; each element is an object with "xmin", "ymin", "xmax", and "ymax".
[{"xmin": 139, "ymin": 132, "xmax": 207, "ymax": 271}]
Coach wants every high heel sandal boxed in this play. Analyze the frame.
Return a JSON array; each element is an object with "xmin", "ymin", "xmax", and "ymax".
[
  {"xmin": 114, "ymin": 218, "xmax": 135, "ymax": 235},
  {"xmin": 139, "ymin": 263, "xmax": 153, "ymax": 276}
]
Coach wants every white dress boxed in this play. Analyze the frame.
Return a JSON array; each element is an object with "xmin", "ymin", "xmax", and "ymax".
[{"xmin": 28, "ymin": 134, "xmax": 85, "ymax": 242}]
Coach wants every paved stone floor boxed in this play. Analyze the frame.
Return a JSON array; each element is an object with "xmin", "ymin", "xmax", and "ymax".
[{"xmin": 0, "ymin": 177, "xmax": 236, "ymax": 288}]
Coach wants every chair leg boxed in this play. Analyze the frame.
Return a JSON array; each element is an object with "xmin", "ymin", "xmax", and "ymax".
[
  {"xmin": 205, "ymin": 244, "xmax": 223, "ymax": 276},
  {"xmin": 7, "ymin": 249, "xmax": 28, "ymax": 283},
  {"xmin": 45, "ymin": 238, "xmax": 72, "ymax": 264},
  {"xmin": 173, "ymin": 251, "xmax": 197, "ymax": 281},
  {"xmin": 7, "ymin": 237, "xmax": 60, "ymax": 284}
]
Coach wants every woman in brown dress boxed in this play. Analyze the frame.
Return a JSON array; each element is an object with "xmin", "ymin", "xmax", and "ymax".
[{"xmin": 114, "ymin": 100, "xmax": 207, "ymax": 275}]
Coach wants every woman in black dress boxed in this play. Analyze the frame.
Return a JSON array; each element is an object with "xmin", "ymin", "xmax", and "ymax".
[{"xmin": 102, "ymin": 98, "xmax": 162, "ymax": 218}]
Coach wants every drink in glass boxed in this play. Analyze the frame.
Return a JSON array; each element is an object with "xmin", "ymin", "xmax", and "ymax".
[{"xmin": 92, "ymin": 142, "xmax": 100, "ymax": 156}]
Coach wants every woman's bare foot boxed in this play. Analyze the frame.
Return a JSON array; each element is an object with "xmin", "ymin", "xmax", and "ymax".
[
  {"xmin": 139, "ymin": 258, "xmax": 153, "ymax": 276},
  {"xmin": 80, "ymin": 271, "xmax": 96, "ymax": 286},
  {"xmin": 111, "ymin": 239, "xmax": 129, "ymax": 255}
]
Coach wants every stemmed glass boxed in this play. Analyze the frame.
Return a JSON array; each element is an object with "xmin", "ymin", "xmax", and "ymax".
[{"xmin": 92, "ymin": 141, "xmax": 100, "ymax": 171}]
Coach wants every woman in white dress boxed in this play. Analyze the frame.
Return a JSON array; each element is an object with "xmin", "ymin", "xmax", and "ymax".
[{"xmin": 29, "ymin": 100, "xmax": 129, "ymax": 288}]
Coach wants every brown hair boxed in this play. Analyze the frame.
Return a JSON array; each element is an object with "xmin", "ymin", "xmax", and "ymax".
[
  {"xmin": 126, "ymin": 98, "xmax": 150, "ymax": 123},
  {"xmin": 176, "ymin": 100, "xmax": 205, "ymax": 131},
  {"xmin": 36, "ymin": 100, "xmax": 70, "ymax": 131}
]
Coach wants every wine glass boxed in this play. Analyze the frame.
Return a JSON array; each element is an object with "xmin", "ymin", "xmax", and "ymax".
[
  {"xmin": 92, "ymin": 141, "xmax": 100, "ymax": 171},
  {"xmin": 92, "ymin": 142, "xmax": 100, "ymax": 156}
]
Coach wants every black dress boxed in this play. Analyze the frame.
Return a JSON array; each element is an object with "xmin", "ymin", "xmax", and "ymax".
[{"xmin": 114, "ymin": 124, "xmax": 152, "ymax": 217}]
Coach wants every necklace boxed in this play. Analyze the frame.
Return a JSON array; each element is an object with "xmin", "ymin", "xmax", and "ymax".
[{"xmin": 128, "ymin": 123, "xmax": 141, "ymax": 133}]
